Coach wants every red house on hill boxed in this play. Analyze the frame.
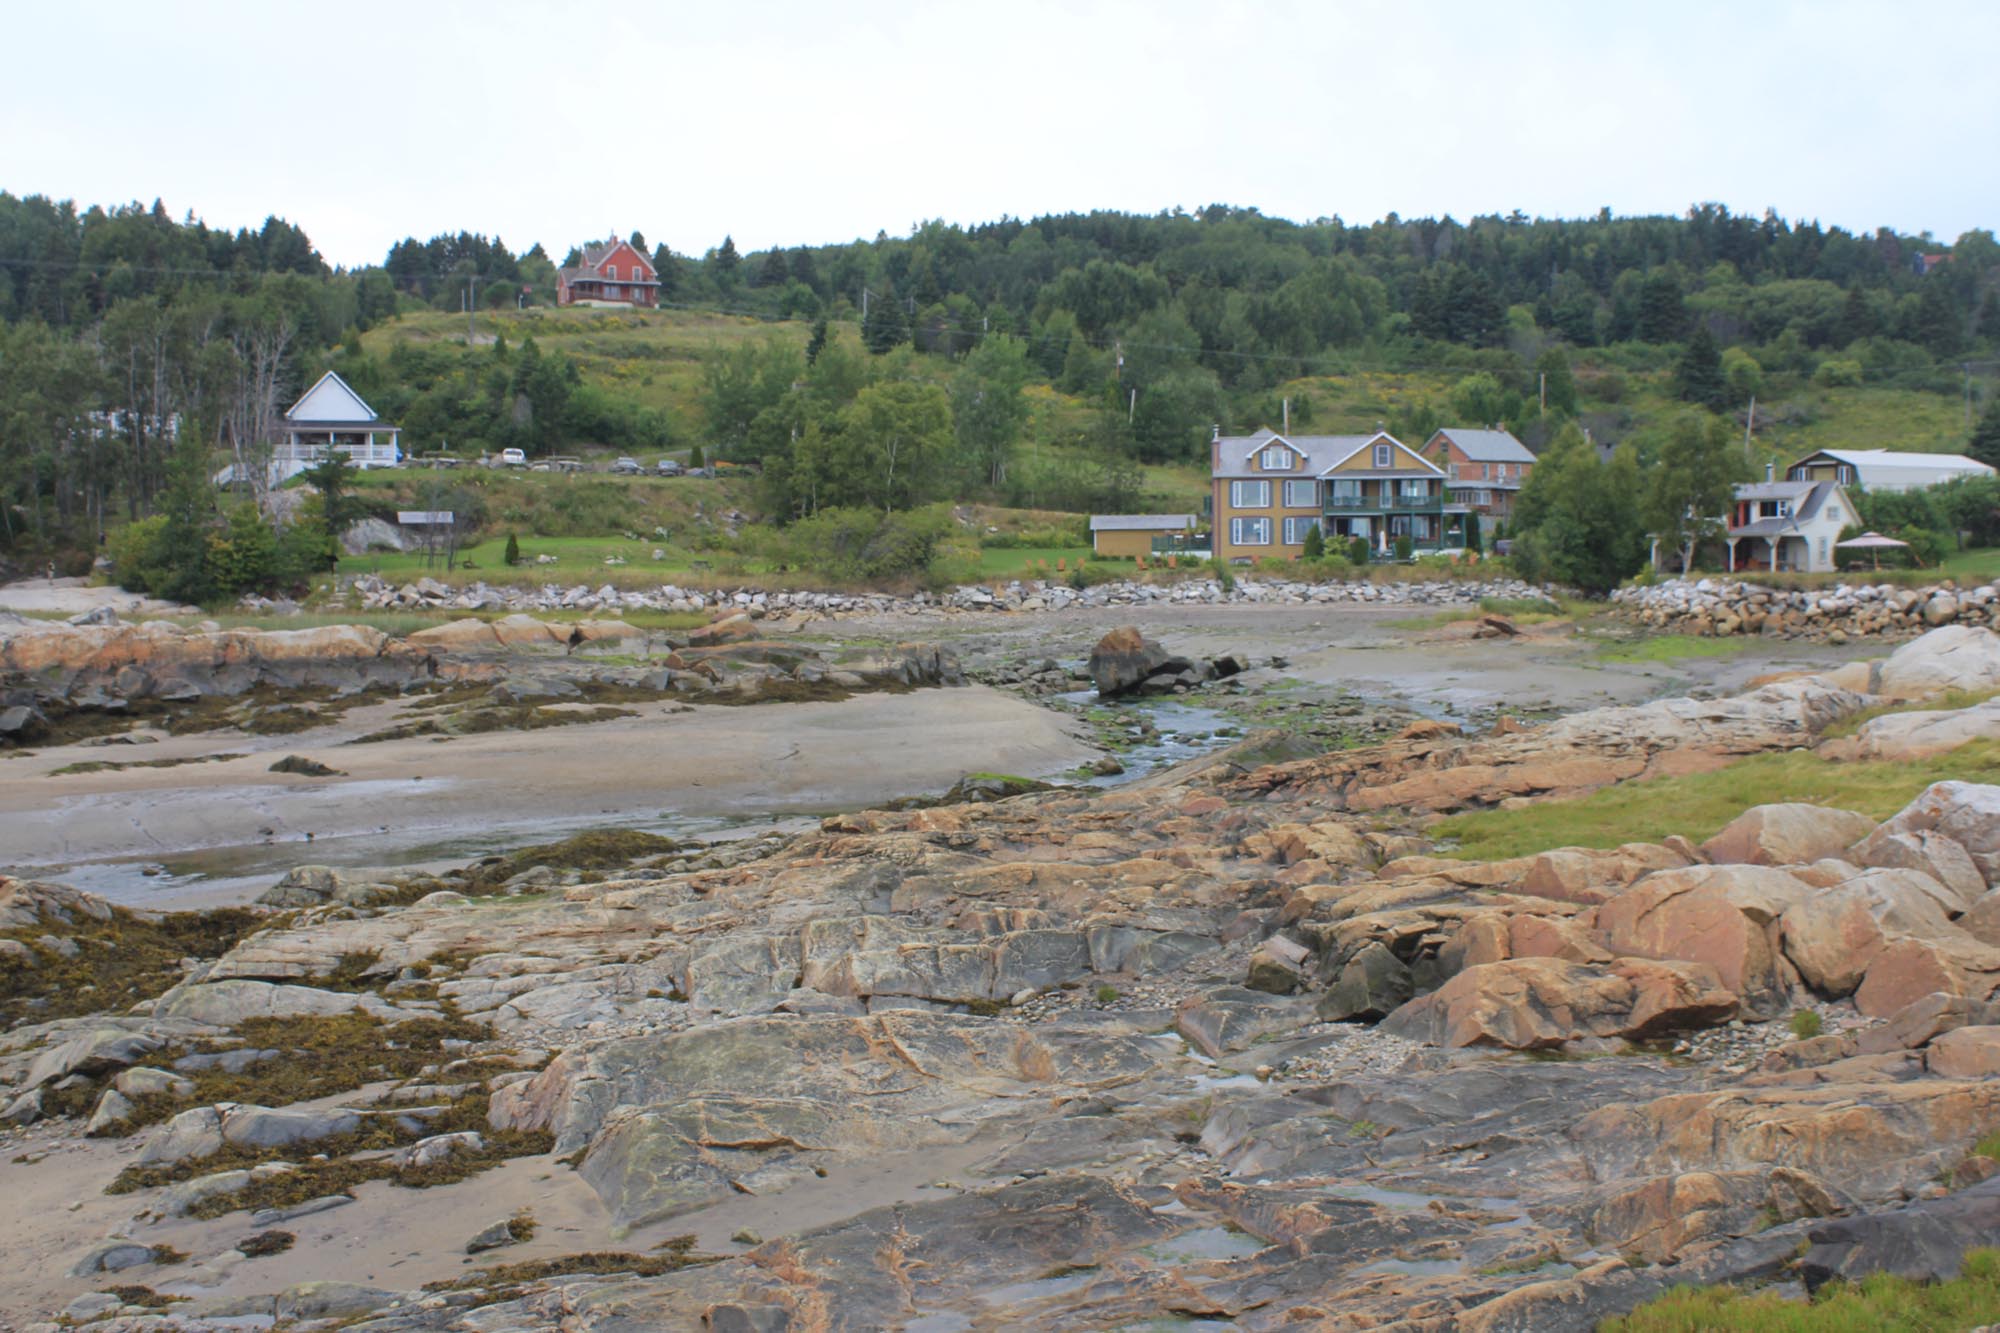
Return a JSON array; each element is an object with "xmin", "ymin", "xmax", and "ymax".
[{"xmin": 556, "ymin": 238, "xmax": 659, "ymax": 308}]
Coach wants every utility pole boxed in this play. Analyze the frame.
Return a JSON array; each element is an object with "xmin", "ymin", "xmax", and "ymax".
[
  {"xmin": 861, "ymin": 287, "xmax": 870, "ymax": 321},
  {"xmin": 1539, "ymin": 372, "xmax": 1546, "ymax": 416},
  {"xmin": 1967, "ymin": 364, "xmax": 1975, "ymax": 431},
  {"xmin": 1128, "ymin": 388, "xmax": 1137, "ymax": 424},
  {"xmin": 467, "ymin": 273, "xmax": 477, "ymax": 344},
  {"xmin": 1745, "ymin": 394, "xmax": 1756, "ymax": 456}
]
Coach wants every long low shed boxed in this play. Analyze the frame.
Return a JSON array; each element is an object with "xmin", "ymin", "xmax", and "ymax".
[{"xmin": 1089, "ymin": 514, "xmax": 1196, "ymax": 558}]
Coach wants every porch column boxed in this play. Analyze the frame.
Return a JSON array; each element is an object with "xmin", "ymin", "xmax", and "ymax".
[{"xmin": 1726, "ymin": 538, "xmax": 1737, "ymax": 572}]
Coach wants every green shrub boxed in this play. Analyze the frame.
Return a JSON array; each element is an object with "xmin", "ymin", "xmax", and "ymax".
[
  {"xmin": 503, "ymin": 533, "xmax": 521, "ymax": 566},
  {"xmin": 1394, "ymin": 534, "xmax": 1414, "ymax": 562},
  {"xmin": 1348, "ymin": 536, "xmax": 1370, "ymax": 565},
  {"xmin": 1300, "ymin": 525, "xmax": 1326, "ymax": 560},
  {"xmin": 1814, "ymin": 358, "xmax": 1864, "ymax": 388},
  {"xmin": 1208, "ymin": 557, "xmax": 1236, "ymax": 592},
  {"xmin": 689, "ymin": 444, "xmax": 706, "ymax": 470},
  {"xmin": 775, "ymin": 505, "xmax": 978, "ymax": 590},
  {"xmin": 1789, "ymin": 1010, "xmax": 1823, "ymax": 1040}
]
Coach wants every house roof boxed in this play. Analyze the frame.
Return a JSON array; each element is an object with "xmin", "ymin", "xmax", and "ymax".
[
  {"xmin": 1792, "ymin": 448, "xmax": 1995, "ymax": 486},
  {"xmin": 1213, "ymin": 429, "xmax": 1440, "ymax": 480},
  {"xmin": 559, "ymin": 265, "xmax": 660, "ymax": 287},
  {"xmin": 1090, "ymin": 514, "xmax": 1195, "ymax": 532},
  {"xmin": 1728, "ymin": 479, "xmax": 1845, "ymax": 538},
  {"xmin": 1431, "ymin": 427, "xmax": 1535, "ymax": 464},
  {"xmin": 285, "ymin": 371, "xmax": 379, "ymax": 426}
]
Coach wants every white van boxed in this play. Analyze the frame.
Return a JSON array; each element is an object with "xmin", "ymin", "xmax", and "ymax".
[{"xmin": 500, "ymin": 448, "xmax": 527, "ymax": 467}]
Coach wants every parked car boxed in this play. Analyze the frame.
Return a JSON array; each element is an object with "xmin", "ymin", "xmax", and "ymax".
[
  {"xmin": 656, "ymin": 459, "xmax": 685, "ymax": 477},
  {"xmin": 609, "ymin": 457, "xmax": 642, "ymax": 475},
  {"xmin": 499, "ymin": 448, "xmax": 527, "ymax": 467}
]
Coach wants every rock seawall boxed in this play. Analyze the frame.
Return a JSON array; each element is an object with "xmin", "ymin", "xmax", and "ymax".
[
  {"xmin": 345, "ymin": 571, "xmax": 1553, "ymax": 619},
  {"xmin": 1615, "ymin": 576, "xmax": 2000, "ymax": 640}
]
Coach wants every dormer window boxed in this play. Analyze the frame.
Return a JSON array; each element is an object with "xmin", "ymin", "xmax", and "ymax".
[
  {"xmin": 1373, "ymin": 444, "xmax": 1392, "ymax": 467},
  {"xmin": 1260, "ymin": 446, "xmax": 1292, "ymax": 471}
]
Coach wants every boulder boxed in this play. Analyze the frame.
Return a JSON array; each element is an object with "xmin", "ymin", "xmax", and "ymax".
[
  {"xmin": 1379, "ymin": 956, "xmax": 1738, "ymax": 1049},
  {"xmin": 1593, "ymin": 864, "xmax": 1814, "ymax": 1018},
  {"xmin": 1848, "ymin": 827, "xmax": 1987, "ymax": 910},
  {"xmin": 1825, "ymin": 698, "xmax": 2000, "ymax": 762},
  {"xmin": 1864, "ymin": 782, "xmax": 2000, "ymax": 889},
  {"xmin": 1088, "ymin": 626, "xmax": 1177, "ymax": 697},
  {"xmin": 1700, "ymin": 804, "xmax": 1877, "ymax": 868},
  {"xmin": 1775, "ymin": 868, "xmax": 1963, "ymax": 996},
  {"xmin": 1926, "ymin": 1026, "xmax": 2000, "ymax": 1079},
  {"xmin": 1800, "ymin": 1178, "xmax": 2000, "ymax": 1290},
  {"xmin": 690, "ymin": 613, "xmax": 757, "ymax": 647},
  {"xmin": 1317, "ymin": 942, "xmax": 1416, "ymax": 1022},
  {"xmin": 1874, "ymin": 626, "xmax": 2000, "ymax": 699}
]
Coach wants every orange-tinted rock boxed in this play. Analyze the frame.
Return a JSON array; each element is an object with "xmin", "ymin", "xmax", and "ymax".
[
  {"xmin": 1594, "ymin": 864, "xmax": 1813, "ymax": 1017},
  {"xmin": 1701, "ymin": 804, "xmax": 1878, "ymax": 868},
  {"xmin": 1379, "ymin": 956, "xmax": 1736, "ymax": 1049},
  {"xmin": 1926, "ymin": 1026, "xmax": 2000, "ymax": 1079}
]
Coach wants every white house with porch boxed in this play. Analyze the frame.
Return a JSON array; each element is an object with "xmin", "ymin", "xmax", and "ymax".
[
  {"xmin": 1722, "ymin": 478, "xmax": 1856, "ymax": 573},
  {"xmin": 268, "ymin": 371, "xmax": 402, "ymax": 484}
]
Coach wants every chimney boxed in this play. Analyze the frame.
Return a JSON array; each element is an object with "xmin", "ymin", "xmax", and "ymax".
[
  {"xmin": 1282, "ymin": 397, "xmax": 1290, "ymax": 433},
  {"xmin": 1766, "ymin": 461, "xmax": 1775, "ymax": 482},
  {"xmin": 1212, "ymin": 424, "xmax": 1221, "ymax": 442}
]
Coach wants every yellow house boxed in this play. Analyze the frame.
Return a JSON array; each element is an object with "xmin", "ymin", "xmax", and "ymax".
[
  {"xmin": 1088, "ymin": 513, "xmax": 1197, "ymax": 558},
  {"xmin": 1209, "ymin": 427, "xmax": 1470, "ymax": 563}
]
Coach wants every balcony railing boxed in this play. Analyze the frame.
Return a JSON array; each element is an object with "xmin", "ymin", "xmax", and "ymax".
[{"xmin": 1323, "ymin": 495, "xmax": 1377, "ymax": 510}]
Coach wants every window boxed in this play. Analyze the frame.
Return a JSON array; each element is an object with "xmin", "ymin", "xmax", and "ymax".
[
  {"xmin": 1400, "ymin": 479, "xmax": 1430, "ymax": 500},
  {"xmin": 1327, "ymin": 479, "xmax": 1363, "ymax": 506},
  {"xmin": 1228, "ymin": 480, "xmax": 1270, "ymax": 508},
  {"xmin": 1372, "ymin": 444, "xmax": 1393, "ymax": 467},
  {"xmin": 1230, "ymin": 517, "xmax": 1272, "ymax": 546},
  {"xmin": 1282, "ymin": 479, "xmax": 1317, "ymax": 508},
  {"xmin": 1825, "ymin": 503, "xmax": 1841, "ymax": 523},
  {"xmin": 1282, "ymin": 516, "xmax": 1319, "ymax": 545},
  {"xmin": 1494, "ymin": 464, "xmax": 1507, "ymax": 483},
  {"xmin": 1819, "ymin": 537, "xmax": 1829, "ymax": 563},
  {"xmin": 1260, "ymin": 446, "xmax": 1293, "ymax": 471},
  {"xmin": 606, "ymin": 264, "xmax": 619, "ymax": 280}
]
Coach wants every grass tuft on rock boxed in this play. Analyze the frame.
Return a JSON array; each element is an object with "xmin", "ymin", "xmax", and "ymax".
[
  {"xmin": 1432, "ymin": 739, "xmax": 2000, "ymax": 862},
  {"xmin": 1602, "ymin": 1247, "xmax": 2000, "ymax": 1330}
]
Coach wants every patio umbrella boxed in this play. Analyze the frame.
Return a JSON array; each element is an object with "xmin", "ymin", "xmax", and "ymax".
[{"xmin": 1835, "ymin": 531, "xmax": 1910, "ymax": 571}]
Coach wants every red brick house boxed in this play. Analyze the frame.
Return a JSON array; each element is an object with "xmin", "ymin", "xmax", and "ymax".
[{"xmin": 556, "ymin": 238, "xmax": 660, "ymax": 308}]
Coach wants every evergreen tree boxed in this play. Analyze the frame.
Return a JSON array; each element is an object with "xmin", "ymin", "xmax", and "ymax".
[
  {"xmin": 651, "ymin": 244, "xmax": 681, "ymax": 298},
  {"xmin": 862, "ymin": 287, "xmax": 909, "ymax": 354},
  {"xmin": 711, "ymin": 236, "xmax": 741, "ymax": 287},
  {"xmin": 1910, "ymin": 280, "xmax": 1964, "ymax": 356},
  {"xmin": 504, "ymin": 532, "xmax": 521, "ymax": 566},
  {"xmin": 1635, "ymin": 271, "xmax": 1687, "ymax": 342},
  {"xmin": 805, "ymin": 315, "xmax": 830, "ymax": 365},
  {"xmin": 1300, "ymin": 524, "xmax": 1325, "ymax": 560},
  {"xmin": 1837, "ymin": 286, "xmax": 1875, "ymax": 346},
  {"xmin": 1675, "ymin": 325, "xmax": 1726, "ymax": 410}
]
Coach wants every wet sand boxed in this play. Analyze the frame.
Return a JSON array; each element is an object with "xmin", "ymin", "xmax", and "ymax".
[{"xmin": 0, "ymin": 686, "xmax": 1096, "ymax": 906}]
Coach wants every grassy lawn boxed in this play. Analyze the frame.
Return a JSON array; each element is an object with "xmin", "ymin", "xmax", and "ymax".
[
  {"xmin": 348, "ymin": 534, "xmax": 738, "ymax": 583},
  {"xmin": 1939, "ymin": 547, "xmax": 2000, "ymax": 581},
  {"xmin": 975, "ymin": 546, "xmax": 1095, "ymax": 578},
  {"xmin": 1431, "ymin": 738, "xmax": 2000, "ymax": 861},
  {"xmin": 1603, "ymin": 1248, "xmax": 2000, "ymax": 1331}
]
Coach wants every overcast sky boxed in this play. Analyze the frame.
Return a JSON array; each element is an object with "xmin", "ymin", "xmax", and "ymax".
[{"xmin": 5, "ymin": 0, "xmax": 1995, "ymax": 270}]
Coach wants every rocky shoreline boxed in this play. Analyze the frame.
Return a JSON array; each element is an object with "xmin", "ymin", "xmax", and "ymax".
[
  {"xmin": 1615, "ymin": 574, "xmax": 2000, "ymax": 641},
  {"xmin": 5, "ymin": 627, "xmax": 2000, "ymax": 1327}
]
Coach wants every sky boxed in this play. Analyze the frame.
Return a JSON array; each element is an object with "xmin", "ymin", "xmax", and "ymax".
[{"xmin": 4, "ymin": 0, "xmax": 1997, "ymax": 270}]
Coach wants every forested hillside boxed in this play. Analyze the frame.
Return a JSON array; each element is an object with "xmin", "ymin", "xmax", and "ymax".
[{"xmin": 3, "ymin": 191, "xmax": 1999, "ymax": 577}]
